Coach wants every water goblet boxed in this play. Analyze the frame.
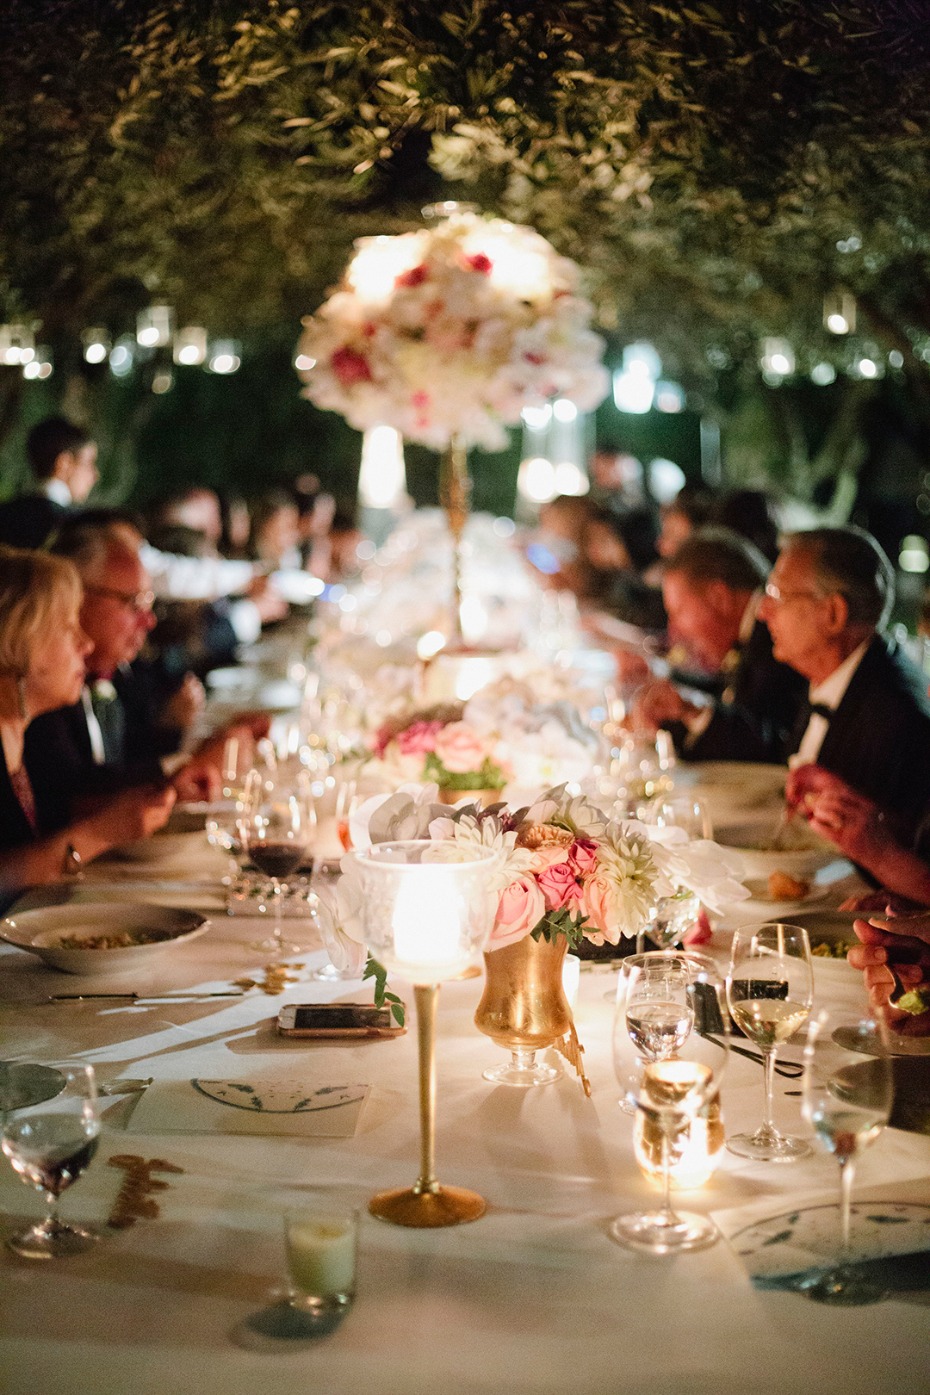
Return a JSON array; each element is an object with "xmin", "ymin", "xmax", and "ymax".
[
  {"xmin": 800, "ymin": 1008, "xmax": 893, "ymax": 1304},
  {"xmin": 243, "ymin": 768, "xmax": 317, "ymax": 955},
  {"xmin": 610, "ymin": 953, "xmax": 728, "ymax": 1254},
  {"xmin": 205, "ymin": 732, "xmax": 258, "ymax": 882},
  {"xmin": 726, "ymin": 922, "xmax": 814, "ymax": 1161},
  {"xmin": 1, "ymin": 1062, "xmax": 100, "ymax": 1259}
]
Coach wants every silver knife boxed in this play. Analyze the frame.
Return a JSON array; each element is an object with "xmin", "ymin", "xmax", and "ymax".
[{"xmin": 47, "ymin": 991, "xmax": 245, "ymax": 1002}]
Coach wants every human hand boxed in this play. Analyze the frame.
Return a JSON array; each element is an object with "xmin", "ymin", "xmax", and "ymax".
[
  {"xmin": 171, "ymin": 747, "xmax": 222, "ymax": 802},
  {"xmin": 631, "ymin": 679, "xmax": 699, "ymax": 734},
  {"xmin": 94, "ymin": 783, "xmax": 176, "ymax": 846},
  {"xmin": 839, "ymin": 890, "xmax": 925, "ymax": 916},
  {"xmin": 797, "ymin": 775, "xmax": 895, "ymax": 869},
  {"xmin": 849, "ymin": 917, "xmax": 930, "ymax": 1036},
  {"xmin": 784, "ymin": 762, "xmax": 849, "ymax": 811},
  {"xmin": 246, "ymin": 574, "xmax": 289, "ymax": 624},
  {"xmin": 614, "ymin": 648, "xmax": 651, "ymax": 689},
  {"xmin": 159, "ymin": 672, "xmax": 205, "ymax": 733}
]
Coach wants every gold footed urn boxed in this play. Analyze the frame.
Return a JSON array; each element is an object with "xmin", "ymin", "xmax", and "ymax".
[{"xmin": 474, "ymin": 934, "xmax": 572, "ymax": 1087}]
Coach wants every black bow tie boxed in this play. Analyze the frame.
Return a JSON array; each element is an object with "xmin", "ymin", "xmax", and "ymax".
[{"xmin": 808, "ymin": 702, "xmax": 833, "ymax": 720}]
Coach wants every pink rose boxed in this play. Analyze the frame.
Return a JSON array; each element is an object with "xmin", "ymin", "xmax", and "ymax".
[
  {"xmin": 579, "ymin": 871, "xmax": 619, "ymax": 944},
  {"xmin": 489, "ymin": 874, "xmax": 546, "ymax": 949},
  {"xmin": 331, "ymin": 346, "xmax": 373, "ymax": 386},
  {"xmin": 395, "ymin": 719, "xmax": 445, "ymax": 757},
  {"xmin": 529, "ymin": 844, "xmax": 571, "ymax": 872},
  {"xmin": 568, "ymin": 838, "xmax": 598, "ymax": 877},
  {"xmin": 463, "ymin": 252, "xmax": 492, "ymax": 274},
  {"xmin": 536, "ymin": 860, "xmax": 583, "ymax": 913},
  {"xmin": 683, "ymin": 907, "xmax": 713, "ymax": 946},
  {"xmin": 432, "ymin": 721, "xmax": 488, "ymax": 775}
]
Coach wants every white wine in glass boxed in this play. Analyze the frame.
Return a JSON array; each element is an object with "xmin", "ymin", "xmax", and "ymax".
[
  {"xmin": 726, "ymin": 922, "xmax": 814, "ymax": 1162},
  {"xmin": 801, "ymin": 1009, "xmax": 893, "ymax": 1305}
]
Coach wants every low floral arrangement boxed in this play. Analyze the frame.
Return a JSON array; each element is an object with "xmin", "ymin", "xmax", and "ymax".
[
  {"xmin": 371, "ymin": 703, "xmax": 508, "ymax": 795},
  {"xmin": 328, "ymin": 784, "xmax": 747, "ymax": 968},
  {"xmin": 296, "ymin": 208, "xmax": 609, "ymax": 451}
]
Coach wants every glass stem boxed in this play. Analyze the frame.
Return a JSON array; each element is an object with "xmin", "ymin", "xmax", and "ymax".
[
  {"xmin": 45, "ymin": 1190, "xmax": 59, "ymax": 1230},
  {"xmin": 414, "ymin": 984, "xmax": 439, "ymax": 1195},
  {"xmin": 659, "ymin": 1116, "xmax": 677, "ymax": 1223},
  {"xmin": 761, "ymin": 1047, "xmax": 777, "ymax": 1137},
  {"xmin": 838, "ymin": 1157, "xmax": 856, "ymax": 1267},
  {"xmin": 512, "ymin": 1049, "xmax": 536, "ymax": 1073},
  {"xmin": 272, "ymin": 878, "xmax": 283, "ymax": 950}
]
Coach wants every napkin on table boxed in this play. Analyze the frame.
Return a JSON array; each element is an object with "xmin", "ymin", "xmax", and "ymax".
[{"xmin": 124, "ymin": 1077, "xmax": 369, "ymax": 1137}]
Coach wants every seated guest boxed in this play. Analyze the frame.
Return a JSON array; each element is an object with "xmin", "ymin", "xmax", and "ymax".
[
  {"xmin": 710, "ymin": 488, "xmax": 779, "ymax": 562},
  {"xmin": 633, "ymin": 529, "xmax": 807, "ymax": 762},
  {"xmin": 0, "ymin": 545, "xmax": 173, "ymax": 906},
  {"xmin": 655, "ymin": 484, "xmax": 715, "ymax": 562},
  {"xmin": 0, "ymin": 416, "xmax": 98, "ymax": 548},
  {"xmin": 26, "ymin": 520, "xmax": 264, "ymax": 816},
  {"xmin": 583, "ymin": 506, "xmax": 666, "ymax": 631},
  {"xmin": 249, "ymin": 489, "xmax": 303, "ymax": 571},
  {"xmin": 764, "ymin": 525, "xmax": 930, "ymax": 856},
  {"xmin": 528, "ymin": 495, "xmax": 597, "ymax": 599}
]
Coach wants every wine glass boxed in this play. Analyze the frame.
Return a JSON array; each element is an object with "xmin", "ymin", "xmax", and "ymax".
[
  {"xmin": 610, "ymin": 952, "xmax": 728, "ymax": 1254},
  {"xmin": 636, "ymin": 796, "xmax": 711, "ymax": 952},
  {"xmin": 242, "ymin": 768, "xmax": 317, "ymax": 955},
  {"xmin": 307, "ymin": 883, "xmax": 360, "ymax": 984},
  {"xmin": 1, "ymin": 1062, "xmax": 100, "ymax": 1259},
  {"xmin": 613, "ymin": 951, "xmax": 684, "ymax": 1114},
  {"xmin": 205, "ymin": 732, "xmax": 255, "ymax": 883},
  {"xmin": 726, "ymin": 922, "xmax": 814, "ymax": 1161},
  {"xmin": 800, "ymin": 1008, "xmax": 894, "ymax": 1304}
]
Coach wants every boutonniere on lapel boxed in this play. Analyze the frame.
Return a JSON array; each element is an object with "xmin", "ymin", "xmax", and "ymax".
[{"xmin": 91, "ymin": 679, "xmax": 117, "ymax": 704}]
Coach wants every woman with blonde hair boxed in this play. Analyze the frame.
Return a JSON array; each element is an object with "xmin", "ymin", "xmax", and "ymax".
[{"xmin": 0, "ymin": 544, "xmax": 173, "ymax": 904}]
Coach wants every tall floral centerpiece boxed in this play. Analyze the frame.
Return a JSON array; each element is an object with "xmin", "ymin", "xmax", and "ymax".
[{"xmin": 296, "ymin": 206, "xmax": 609, "ymax": 639}]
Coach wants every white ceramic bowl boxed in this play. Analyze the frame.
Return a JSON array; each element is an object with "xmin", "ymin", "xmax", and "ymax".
[
  {"xmin": 0, "ymin": 903, "xmax": 209, "ymax": 975},
  {"xmin": 713, "ymin": 820, "xmax": 837, "ymax": 880}
]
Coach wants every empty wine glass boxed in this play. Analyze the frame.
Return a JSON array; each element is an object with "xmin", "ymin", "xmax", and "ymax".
[
  {"xmin": 243, "ymin": 768, "xmax": 317, "ymax": 955},
  {"xmin": 1, "ymin": 1062, "xmax": 100, "ymax": 1259},
  {"xmin": 205, "ymin": 732, "xmax": 256, "ymax": 882},
  {"xmin": 636, "ymin": 796, "xmax": 711, "ymax": 953},
  {"xmin": 610, "ymin": 953, "xmax": 728, "ymax": 1254},
  {"xmin": 726, "ymin": 922, "xmax": 814, "ymax": 1161},
  {"xmin": 800, "ymin": 1008, "xmax": 894, "ymax": 1304},
  {"xmin": 308, "ymin": 884, "xmax": 360, "ymax": 983}
]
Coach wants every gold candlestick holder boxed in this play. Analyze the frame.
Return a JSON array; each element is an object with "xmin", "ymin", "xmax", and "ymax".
[{"xmin": 369, "ymin": 984, "xmax": 485, "ymax": 1227}]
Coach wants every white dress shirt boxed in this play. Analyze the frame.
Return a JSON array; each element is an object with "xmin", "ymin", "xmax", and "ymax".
[{"xmin": 789, "ymin": 639, "xmax": 870, "ymax": 769}]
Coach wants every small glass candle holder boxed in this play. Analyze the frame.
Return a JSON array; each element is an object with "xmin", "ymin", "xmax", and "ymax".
[{"xmin": 284, "ymin": 1204, "xmax": 359, "ymax": 1315}]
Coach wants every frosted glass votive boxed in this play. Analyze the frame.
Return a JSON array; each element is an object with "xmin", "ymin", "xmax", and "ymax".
[{"xmin": 284, "ymin": 1204, "xmax": 358, "ymax": 1314}]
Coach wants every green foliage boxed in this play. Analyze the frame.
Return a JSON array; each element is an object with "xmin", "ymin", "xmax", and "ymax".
[
  {"xmin": 531, "ymin": 907, "xmax": 589, "ymax": 951},
  {"xmin": 362, "ymin": 955, "xmax": 406, "ymax": 1026},
  {"xmin": 422, "ymin": 752, "xmax": 507, "ymax": 791},
  {"xmin": 2, "ymin": 0, "xmax": 930, "ymax": 387}
]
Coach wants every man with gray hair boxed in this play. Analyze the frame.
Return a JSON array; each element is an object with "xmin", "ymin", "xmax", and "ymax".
[
  {"xmin": 632, "ymin": 527, "xmax": 806, "ymax": 761},
  {"xmin": 760, "ymin": 525, "xmax": 930, "ymax": 856}
]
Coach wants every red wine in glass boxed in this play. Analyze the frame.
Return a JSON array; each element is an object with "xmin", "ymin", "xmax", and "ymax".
[{"xmin": 250, "ymin": 842, "xmax": 307, "ymax": 879}]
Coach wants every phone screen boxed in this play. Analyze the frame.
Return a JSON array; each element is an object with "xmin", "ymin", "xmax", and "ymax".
[{"xmin": 290, "ymin": 1005, "xmax": 392, "ymax": 1030}]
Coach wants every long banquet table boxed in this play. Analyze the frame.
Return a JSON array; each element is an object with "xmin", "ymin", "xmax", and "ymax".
[{"xmin": 2, "ymin": 780, "xmax": 930, "ymax": 1395}]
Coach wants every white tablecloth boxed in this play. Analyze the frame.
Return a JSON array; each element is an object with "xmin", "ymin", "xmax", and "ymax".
[{"xmin": 1, "ymin": 831, "xmax": 929, "ymax": 1395}]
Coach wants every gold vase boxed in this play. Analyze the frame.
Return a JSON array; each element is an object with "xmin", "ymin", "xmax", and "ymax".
[{"xmin": 474, "ymin": 934, "xmax": 572, "ymax": 1087}]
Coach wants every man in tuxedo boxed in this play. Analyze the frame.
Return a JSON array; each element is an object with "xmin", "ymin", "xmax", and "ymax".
[
  {"xmin": 632, "ymin": 528, "xmax": 807, "ymax": 762},
  {"xmin": 761, "ymin": 525, "xmax": 930, "ymax": 856},
  {"xmin": 0, "ymin": 416, "xmax": 98, "ymax": 548},
  {"xmin": 24, "ymin": 519, "xmax": 253, "ymax": 825}
]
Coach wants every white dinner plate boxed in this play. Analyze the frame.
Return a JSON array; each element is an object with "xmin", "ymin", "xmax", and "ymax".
[{"xmin": 0, "ymin": 902, "xmax": 209, "ymax": 975}]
